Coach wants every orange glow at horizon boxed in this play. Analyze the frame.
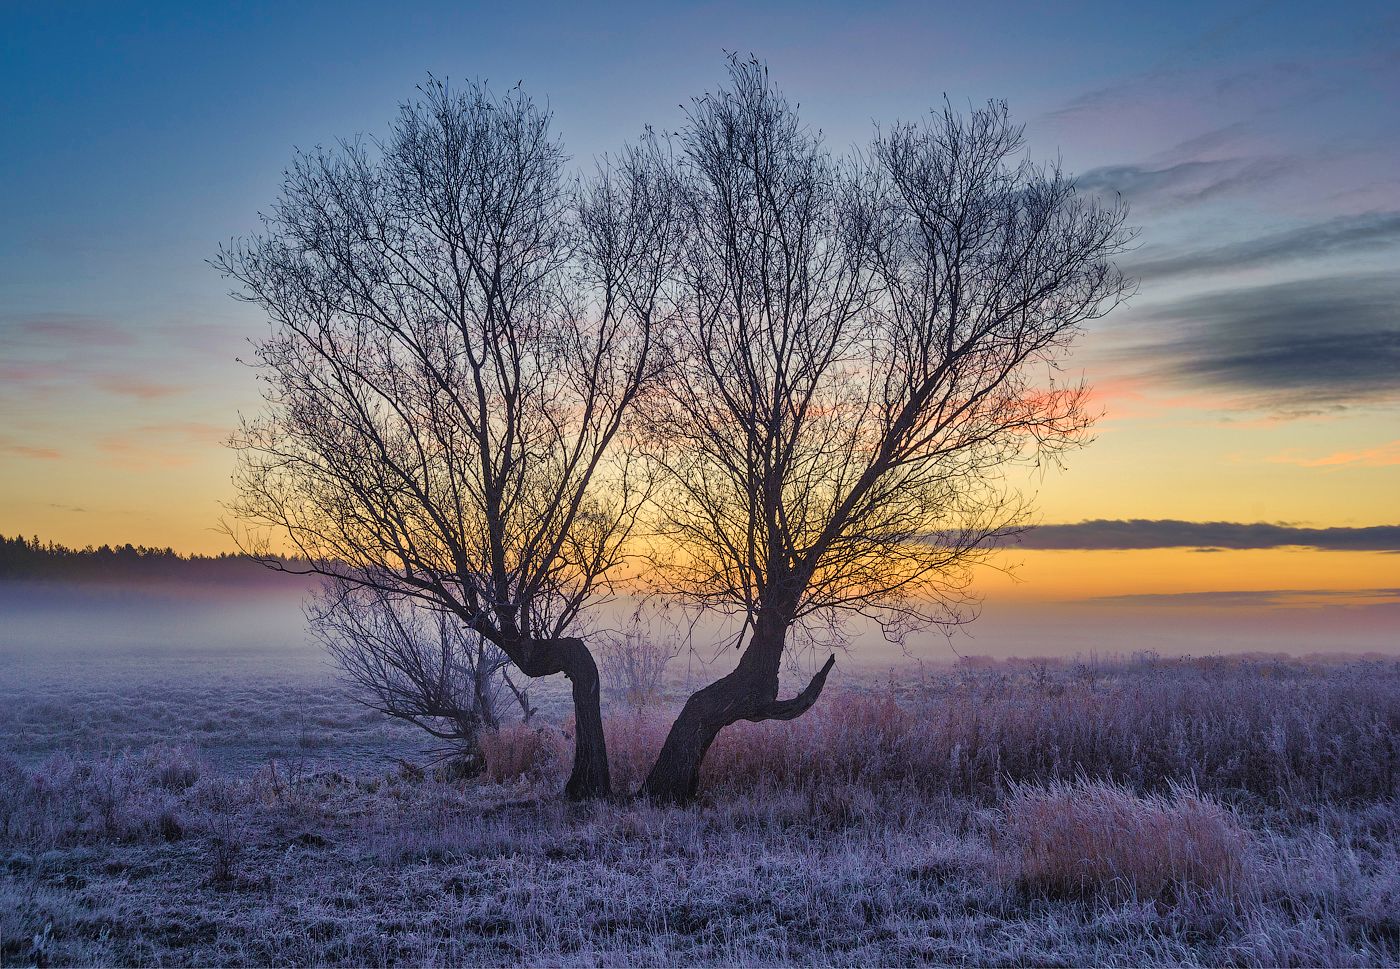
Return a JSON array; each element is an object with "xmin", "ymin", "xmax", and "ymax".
[{"xmin": 978, "ymin": 548, "xmax": 1400, "ymax": 603}]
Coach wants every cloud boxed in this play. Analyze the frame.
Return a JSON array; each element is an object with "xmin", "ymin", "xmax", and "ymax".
[
  {"xmin": 1017, "ymin": 519, "xmax": 1400, "ymax": 552},
  {"xmin": 0, "ymin": 314, "xmax": 194, "ymax": 405},
  {"xmin": 1131, "ymin": 273, "xmax": 1400, "ymax": 408},
  {"xmin": 1129, "ymin": 212, "xmax": 1400, "ymax": 279},
  {"xmin": 0, "ymin": 314, "xmax": 145, "ymax": 402},
  {"xmin": 95, "ymin": 376, "xmax": 186, "ymax": 400},
  {"xmin": 0, "ymin": 314, "xmax": 136, "ymax": 351},
  {"xmin": 96, "ymin": 422, "xmax": 229, "ymax": 469},
  {"xmin": 1152, "ymin": 124, "xmax": 1252, "ymax": 164},
  {"xmin": 1044, "ymin": 6, "xmax": 1275, "ymax": 126},
  {"xmin": 1270, "ymin": 440, "xmax": 1400, "ymax": 468},
  {"xmin": 1076, "ymin": 157, "xmax": 1293, "ymax": 207},
  {"xmin": 0, "ymin": 440, "xmax": 62, "ymax": 460},
  {"xmin": 1086, "ymin": 588, "xmax": 1400, "ymax": 608}
]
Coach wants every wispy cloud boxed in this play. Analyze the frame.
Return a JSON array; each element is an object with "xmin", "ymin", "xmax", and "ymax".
[
  {"xmin": 1129, "ymin": 212, "xmax": 1400, "ymax": 279},
  {"xmin": 1087, "ymin": 588, "xmax": 1400, "ymax": 608},
  {"xmin": 0, "ymin": 313, "xmax": 136, "ymax": 351},
  {"xmin": 95, "ymin": 376, "xmax": 187, "ymax": 400},
  {"xmin": 0, "ymin": 439, "xmax": 62, "ymax": 461},
  {"xmin": 1017, "ymin": 519, "xmax": 1400, "ymax": 552},
  {"xmin": 0, "ymin": 314, "xmax": 201, "ymax": 413},
  {"xmin": 1270, "ymin": 440, "xmax": 1400, "ymax": 469},
  {"xmin": 1077, "ymin": 157, "xmax": 1294, "ymax": 208},
  {"xmin": 1129, "ymin": 273, "xmax": 1400, "ymax": 409},
  {"xmin": 96, "ymin": 422, "xmax": 229, "ymax": 469},
  {"xmin": 1044, "ymin": 4, "xmax": 1276, "ymax": 126}
]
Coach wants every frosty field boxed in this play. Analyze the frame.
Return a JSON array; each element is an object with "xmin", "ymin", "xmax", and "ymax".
[{"xmin": 2, "ymin": 582, "xmax": 1399, "ymax": 967}]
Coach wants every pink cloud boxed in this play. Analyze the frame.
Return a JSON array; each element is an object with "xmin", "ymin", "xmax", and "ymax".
[
  {"xmin": 0, "ymin": 440, "xmax": 62, "ymax": 460},
  {"xmin": 1, "ymin": 314, "xmax": 136, "ymax": 350},
  {"xmin": 96, "ymin": 376, "xmax": 187, "ymax": 400},
  {"xmin": 96, "ymin": 421, "xmax": 228, "ymax": 469},
  {"xmin": 1271, "ymin": 440, "xmax": 1400, "ymax": 469}
]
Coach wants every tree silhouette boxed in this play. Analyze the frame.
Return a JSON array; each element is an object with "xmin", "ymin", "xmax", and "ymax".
[
  {"xmin": 216, "ymin": 78, "xmax": 679, "ymax": 799},
  {"xmin": 639, "ymin": 59, "xmax": 1133, "ymax": 801}
]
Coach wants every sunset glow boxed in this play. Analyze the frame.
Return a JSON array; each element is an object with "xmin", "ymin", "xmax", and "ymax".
[
  {"xmin": 5, "ymin": 7, "xmax": 1400, "ymax": 964},
  {"xmin": 2, "ymin": 1, "xmax": 1397, "ymax": 652}
]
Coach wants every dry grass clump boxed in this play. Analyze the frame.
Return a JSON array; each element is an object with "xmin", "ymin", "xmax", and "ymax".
[
  {"xmin": 1003, "ymin": 779, "xmax": 1254, "ymax": 903},
  {"xmin": 478, "ymin": 714, "xmax": 671, "ymax": 794},
  {"xmin": 479, "ymin": 724, "xmax": 568, "ymax": 785},
  {"xmin": 702, "ymin": 690, "xmax": 916, "ymax": 795},
  {"xmin": 602, "ymin": 712, "xmax": 670, "ymax": 794}
]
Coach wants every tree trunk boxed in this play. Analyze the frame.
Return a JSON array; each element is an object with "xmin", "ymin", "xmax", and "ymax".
[
  {"xmin": 557, "ymin": 637, "xmax": 611, "ymax": 800},
  {"xmin": 641, "ymin": 670, "xmax": 752, "ymax": 803},
  {"xmin": 510, "ymin": 634, "xmax": 612, "ymax": 800},
  {"xmin": 641, "ymin": 614, "xmax": 835, "ymax": 803}
]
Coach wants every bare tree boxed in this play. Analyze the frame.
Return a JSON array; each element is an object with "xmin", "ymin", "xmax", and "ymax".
[
  {"xmin": 216, "ymin": 78, "xmax": 679, "ymax": 799},
  {"xmin": 640, "ymin": 59, "xmax": 1133, "ymax": 802},
  {"xmin": 309, "ymin": 579, "xmax": 535, "ymax": 766},
  {"xmin": 598, "ymin": 604, "xmax": 684, "ymax": 714}
]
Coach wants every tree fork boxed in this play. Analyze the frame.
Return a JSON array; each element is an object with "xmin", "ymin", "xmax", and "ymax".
[{"xmin": 641, "ymin": 652, "xmax": 835, "ymax": 803}]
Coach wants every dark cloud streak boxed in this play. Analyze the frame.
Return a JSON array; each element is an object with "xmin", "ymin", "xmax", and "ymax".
[
  {"xmin": 1130, "ymin": 212, "xmax": 1400, "ymax": 279},
  {"xmin": 1017, "ymin": 519, "xmax": 1400, "ymax": 552},
  {"xmin": 1131, "ymin": 274, "xmax": 1400, "ymax": 407},
  {"xmin": 1086, "ymin": 588, "xmax": 1400, "ymax": 607},
  {"xmin": 1076, "ymin": 157, "xmax": 1293, "ymax": 207}
]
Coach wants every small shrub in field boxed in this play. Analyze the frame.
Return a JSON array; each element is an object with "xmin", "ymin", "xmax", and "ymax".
[
  {"xmin": 140, "ymin": 743, "xmax": 204, "ymax": 791},
  {"xmin": 480, "ymin": 724, "xmax": 567, "ymax": 785},
  {"xmin": 2, "ymin": 750, "xmax": 200, "ymax": 848},
  {"xmin": 598, "ymin": 609, "xmax": 682, "ymax": 714},
  {"xmin": 1003, "ymin": 779, "xmax": 1254, "ymax": 903}
]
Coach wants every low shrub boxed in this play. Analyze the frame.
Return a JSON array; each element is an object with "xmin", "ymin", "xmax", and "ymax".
[
  {"xmin": 1002, "ymin": 779, "xmax": 1254, "ymax": 903},
  {"xmin": 0, "ymin": 746, "xmax": 208, "ymax": 849}
]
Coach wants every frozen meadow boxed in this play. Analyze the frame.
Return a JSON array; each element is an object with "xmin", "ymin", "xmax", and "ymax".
[{"xmin": 1, "ymin": 582, "xmax": 1399, "ymax": 966}]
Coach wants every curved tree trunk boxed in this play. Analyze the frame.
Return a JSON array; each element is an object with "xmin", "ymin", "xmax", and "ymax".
[
  {"xmin": 641, "ymin": 669, "xmax": 753, "ymax": 802},
  {"xmin": 513, "ymin": 635, "xmax": 611, "ymax": 800},
  {"xmin": 641, "ymin": 615, "xmax": 835, "ymax": 803},
  {"xmin": 556, "ymin": 637, "xmax": 611, "ymax": 800}
]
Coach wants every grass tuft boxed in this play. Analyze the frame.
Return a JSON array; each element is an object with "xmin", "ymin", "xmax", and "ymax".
[{"xmin": 1003, "ymin": 778, "xmax": 1254, "ymax": 902}]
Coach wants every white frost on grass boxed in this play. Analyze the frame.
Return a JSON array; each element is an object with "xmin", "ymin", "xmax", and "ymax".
[{"xmin": 2, "ymin": 657, "xmax": 1398, "ymax": 967}]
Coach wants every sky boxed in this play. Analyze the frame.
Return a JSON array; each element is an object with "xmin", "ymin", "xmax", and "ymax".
[{"xmin": 2, "ymin": 0, "xmax": 1398, "ymax": 652}]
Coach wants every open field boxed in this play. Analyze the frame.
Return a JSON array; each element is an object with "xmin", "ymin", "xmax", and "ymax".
[{"xmin": 3, "ymin": 649, "xmax": 1399, "ymax": 967}]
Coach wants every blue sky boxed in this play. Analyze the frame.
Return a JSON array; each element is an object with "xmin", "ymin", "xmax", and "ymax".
[
  {"xmin": 6, "ymin": 1, "xmax": 1394, "ymax": 312},
  {"xmin": 2, "ymin": 0, "xmax": 1398, "ymax": 579}
]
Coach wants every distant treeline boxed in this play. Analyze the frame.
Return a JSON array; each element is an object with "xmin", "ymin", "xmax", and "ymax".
[{"xmin": 0, "ymin": 534, "xmax": 304, "ymax": 583}]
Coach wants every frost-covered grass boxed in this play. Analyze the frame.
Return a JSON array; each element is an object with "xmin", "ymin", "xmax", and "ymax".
[
  {"xmin": 2, "ymin": 657, "xmax": 1399, "ymax": 966},
  {"xmin": 1002, "ymin": 780, "xmax": 1255, "ymax": 903},
  {"xmin": 698, "ymin": 655, "xmax": 1400, "ymax": 805}
]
